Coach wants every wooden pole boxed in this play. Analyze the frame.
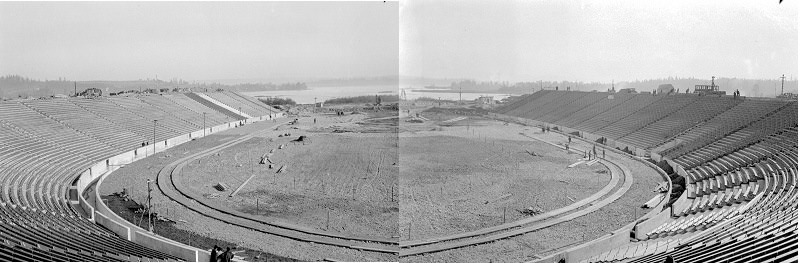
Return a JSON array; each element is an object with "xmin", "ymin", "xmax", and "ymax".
[{"xmin": 326, "ymin": 210, "xmax": 330, "ymax": 230}]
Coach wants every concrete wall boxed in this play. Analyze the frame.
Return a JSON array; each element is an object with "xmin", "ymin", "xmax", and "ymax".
[
  {"xmin": 94, "ymin": 210, "xmax": 130, "ymax": 240},
  {"xmin": 548, "ymin": 159, "xmax": 670, "ymax": 262},
  {"xmin": 78, "ymin": 192, "xmax": 95, "ymax": 222},
  {"xmin": 558, "ymin": 223, "xmax": 638, "ymax": 262},
  {"xmin": 134, "ymin": 231, "xmax": 201, "ymax": 262},
  {"xmin": 72, "ymin": 113, "xmax": 280, "ymax": 261},
  {"xmin": 631, "ymin": 157, "xmax": 675, "ymax": 239},
  {"xmin": 670, "ymin": 192, "xmax": 691, "ymax": 217},
  {"xmin": 634, "ymin": 205, "xmax": 674, "ymax": 240}
]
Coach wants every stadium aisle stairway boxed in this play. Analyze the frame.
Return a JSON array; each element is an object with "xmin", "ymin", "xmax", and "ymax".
[
  {"xmin": 162, "ymin": 94, "xmax": 232, "ymax": 125},
  {"xmin": 185, "ymin": 92, "xmax": 245, "ymax": 120},
  {"xmin": 225, "ymin": 91, "xmax": 281, "ymax": 116},
  {"xmin": 220, "ymin": 91, "xmax": 280, "ymax": 117},
  {"xmin": 204, "ymin": 92, "xmax": 265, "ymax": 117}
]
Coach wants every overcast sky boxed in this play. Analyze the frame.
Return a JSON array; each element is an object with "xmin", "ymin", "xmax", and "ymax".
[
  {"xmin": 401, "ymin": 0, "xmax": 798, "ymax": 82},
  {"xmin": 0, "ymin": 2, "xmax": 398, "ymax": 81}
]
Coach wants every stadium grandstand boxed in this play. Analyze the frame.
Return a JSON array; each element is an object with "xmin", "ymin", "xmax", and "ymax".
[
  {"xmin": 492, "ymin": 90, "xmax": 797, "ymax": 263},
  {"xmin": 0, "ymin": 91, "xmax": 281, "ymax": 261}
]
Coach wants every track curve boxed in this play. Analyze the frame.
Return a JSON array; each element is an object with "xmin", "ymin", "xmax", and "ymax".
[
  {"xmin": 155, "ymin": 122, "xmax": 400, "ymax": 254},
  {"xmin": 399, "ymin": 133, "xmax": 634, "ymax": 257}
]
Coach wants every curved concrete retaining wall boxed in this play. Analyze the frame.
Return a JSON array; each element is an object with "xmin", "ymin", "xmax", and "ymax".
[
  {"xmin": 73, "ymin": 111, "xmax": 284, "ymax": 261},
  {"xmin": 631, "ymin": 160, "xmax": 674, "ymax": 240}
]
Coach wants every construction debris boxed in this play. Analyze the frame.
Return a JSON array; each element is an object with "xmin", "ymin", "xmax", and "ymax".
[
  {"xmin": 517, "ymin": 206, "xmax": 543, "ymax": 216},
  {"xmin": 525, "ymin": 150, "xmax": 540, "ymax": 157},
  {"xmin": 213, "ymin": 183, "xmax": 229, "ymax": 191}
]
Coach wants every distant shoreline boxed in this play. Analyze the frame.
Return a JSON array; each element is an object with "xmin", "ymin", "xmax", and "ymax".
[{"xmin": 411, "ymin": 89, "xmax": 500, "ymax": 94}]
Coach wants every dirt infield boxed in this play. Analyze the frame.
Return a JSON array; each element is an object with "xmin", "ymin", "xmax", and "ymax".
[
  {"xmin": 399, "ymin": 114, "xmax": 664, "ymax": 262},
  {"xmin": 99, "ymin": 112, "xmax": 399, "ymax": 262},
  {"xmin": 400, "ymin": 135, "xmax": 610, "ymax": 240},
  {"xmin": 399, "ymin": 116, "xmax": 610, "ymax": 241},
  {"xmin": 179, "ymin": 132, "xmax": 399, "ymax": 238}
]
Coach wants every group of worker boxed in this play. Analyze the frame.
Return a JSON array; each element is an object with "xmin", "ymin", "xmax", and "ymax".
[
  {"xmin": 209, "ymin": 246, "xmax": 234, "ymax": 262},
  {"xmin": 566, "ymin": 135, "xmax": 605, "ymax": 160}
]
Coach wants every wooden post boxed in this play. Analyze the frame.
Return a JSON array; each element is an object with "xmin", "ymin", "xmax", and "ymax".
[
  {"xmin": 503, "ymin": 206, "xmax": 507, "ymax": 223},
  {"xmin": 256, "ymin": 199, "xmax": 259, "ymax": 213}
]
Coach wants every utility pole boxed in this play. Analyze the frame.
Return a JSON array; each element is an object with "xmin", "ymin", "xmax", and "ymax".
[
  {"xmin": 146, "ymin": 179, "xmax": 154, "ymax": 232},
  {"xmin": 780, "ymin": 74, "xmax": 786, "ymax": 96},
  {"xmin": 202, "ymin": 112, "xmax": 207, "ymax": 137},
  {"xmin": 459, "ymin": 86, "xmax": 462, "ymax": 103},
  {"xmin": 74, "ymin": 82, "xmax": 77, "ymax": 97},
  {"xmin": 153, "ymin": 120, "xmax": 157, "ymax": 153},
  {"xmin": 314, "ymin": 97, "xmax": 317, "ymax": 113}
]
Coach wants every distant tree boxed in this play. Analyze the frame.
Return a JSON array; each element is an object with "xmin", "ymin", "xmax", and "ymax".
[
  {"xmin": 258, "ymin": 97, "xmax": 297, "ymax": 106},
  {"xmin": 325, "ymin": 95, "xmax": 399, "ymax": 105}
]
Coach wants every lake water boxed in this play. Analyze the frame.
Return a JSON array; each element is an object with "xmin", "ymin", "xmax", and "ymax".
[{"xmin": 242, "ymin": 84, "xmax": 513, "ymax": 104}]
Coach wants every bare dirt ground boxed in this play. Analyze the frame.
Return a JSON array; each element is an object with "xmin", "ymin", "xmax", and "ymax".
[
  {"xmin": 398, "ymin": 106, "xmax": 663, "ymax": 263},
  {"xmin": 180, "ymin": 132, "xmax": 399, "ymax": 238},
  {"xmin": 399, "ymin": 131, "xmax": 609, "ymax": 240},
  {"xmin": 99, "ymin": 110, "xmax": 399, "ymax": 262}
]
